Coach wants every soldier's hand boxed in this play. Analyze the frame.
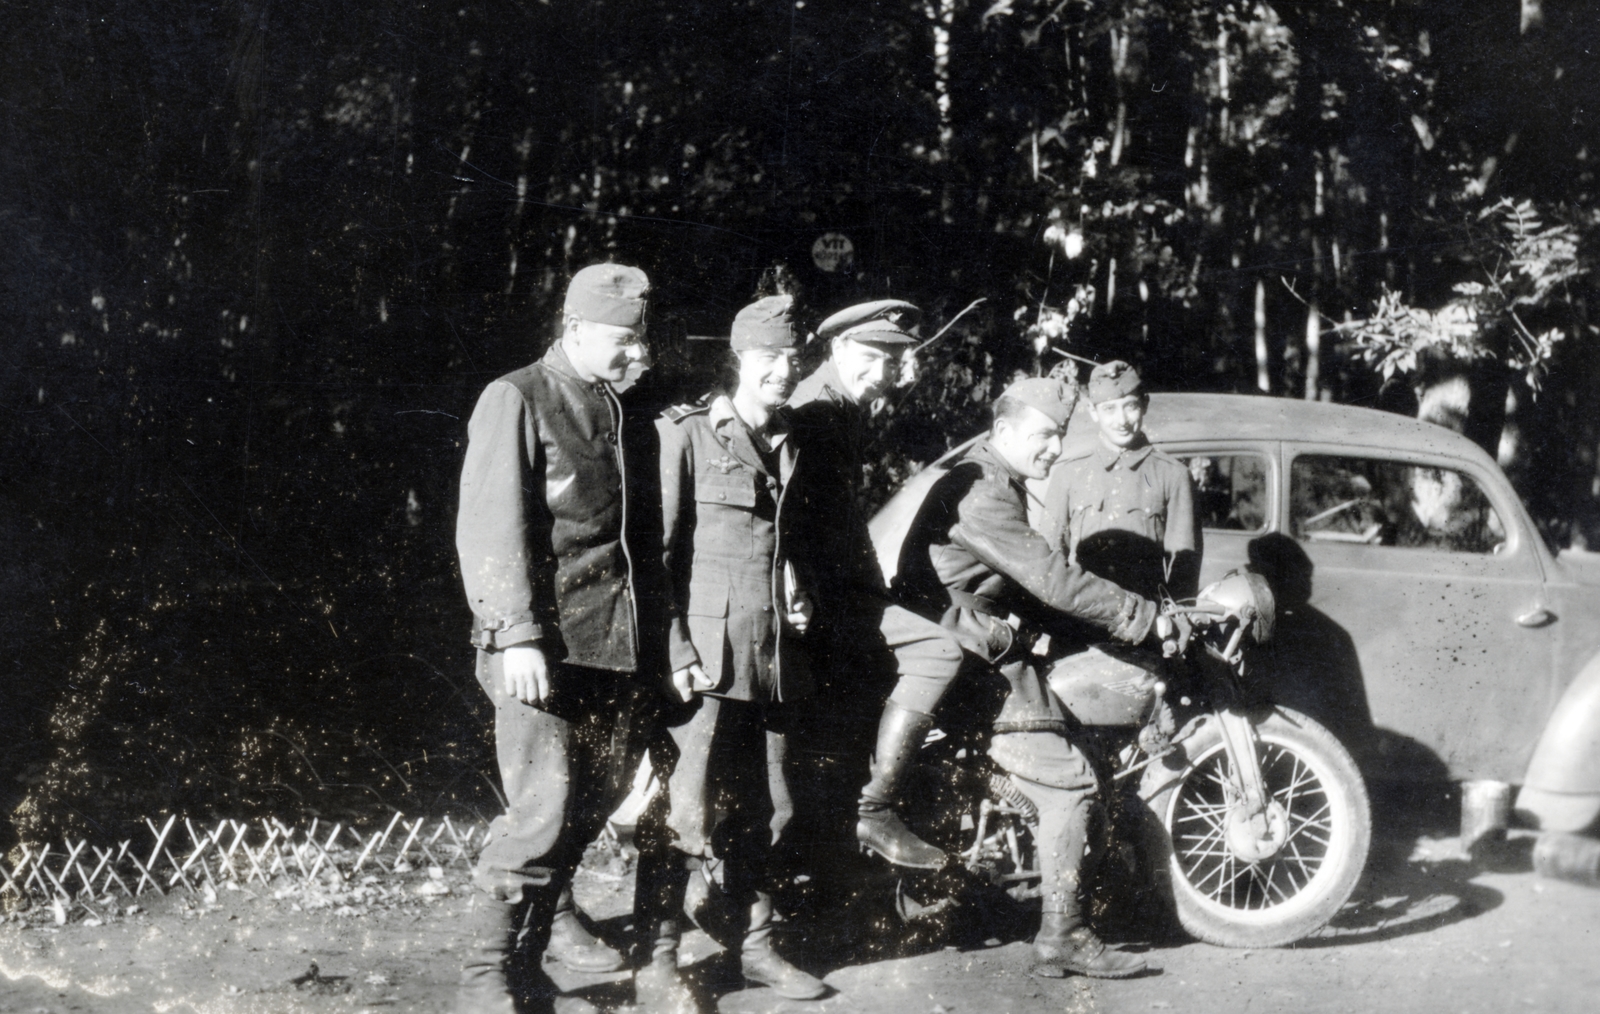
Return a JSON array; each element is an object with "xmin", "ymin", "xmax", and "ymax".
[
  {"xmin": 786, "ymin": 591, "xmax": 814, "ymax": 634},
  {"xmin": 503, "ymin": 644, "xmax": 550, "ymax": 707},
  {"xmin": 1155, "ymin": 613, "xmax": 1193, "ymax": 658},
  {"xmin": 668, "ymin": 663, "xmax": 712, "ymax": 703}
]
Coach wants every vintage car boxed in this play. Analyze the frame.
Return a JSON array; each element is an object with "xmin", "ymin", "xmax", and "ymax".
[{"xmin": 870, "ymin": 392, "xmax": 1600, "ymax": 841}]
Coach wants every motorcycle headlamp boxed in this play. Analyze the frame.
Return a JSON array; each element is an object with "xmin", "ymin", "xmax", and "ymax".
[{"xmin": 1195, "ymin": 569, "xmax": 1277, "ymax": 645}]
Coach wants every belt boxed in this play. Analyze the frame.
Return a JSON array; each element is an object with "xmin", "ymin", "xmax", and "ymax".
[{"xmin": 948, "ymin": 588, "xmax": 998, "ymax": 617}]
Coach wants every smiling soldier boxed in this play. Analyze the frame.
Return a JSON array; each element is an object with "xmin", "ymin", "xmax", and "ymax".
[
  {"xmin": 454, "ymin": 263, "xmax": 656, "ymax": 1014},
  {"xmin": 633, "ymin": 295, "xmax": 826, "ymax": 1013},
  {"xmin": 1041, "ymin": 360, "xmax": 1198, "ymax": 603},
  {"xmin": 787, "ymin": 300, "xmax": 965, "ymax": 869},
  {"xmin": 895, "ymin": 375, "xmax": 1176, "ymax": 979}
]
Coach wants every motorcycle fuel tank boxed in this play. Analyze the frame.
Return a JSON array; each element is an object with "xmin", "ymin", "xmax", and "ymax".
[{"xmin": 1046, "ymin": 644, "xmax": 1165, "ymax": 726}]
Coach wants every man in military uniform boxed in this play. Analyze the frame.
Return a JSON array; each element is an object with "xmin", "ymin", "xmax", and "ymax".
[
  {"xmin": 455, "ymin": 263, "xmax": 657, "ymax": 1014},
  {"xmin": 632, "ymin": 295, "xmax": 827, "ymax": 1013},
  {"xmin": 787, "ymin": 300, "xmax": 965, "ymax": 870},
  {"xmin": 896, "ymin": 375, "xmax": 1174, "ymax": 979},
  {"xmin": 1041, "ymin": 360, "xmax": 1198, "ymax": 603}
]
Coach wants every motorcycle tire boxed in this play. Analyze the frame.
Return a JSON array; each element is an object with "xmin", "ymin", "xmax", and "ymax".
[{"xmin": 1141, "ymin": 706, "xmax": 1371, "ymax": 949}]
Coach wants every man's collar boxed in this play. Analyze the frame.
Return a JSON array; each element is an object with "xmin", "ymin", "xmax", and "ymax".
[
  {"xmin": 541, "ymin": 342, "xmax": 589, "ymax": 385},
  {"xmin": 708, "ymin": 393, "xmax": 740, "ymax": 429},
  {"xmin": 969, "ymin": 438, "xmax": 1024, "ymax": 486},
  {"xmin": 1094, "ymin": 434, "xmax": 1153, "ymax": 469},
  {"xmin": 709, "ymin": 394, "xmax": 791, "ymax": 448},
  {"xmin": 816, "ymin": 359, "xmax": 857, "ymax": 406}
]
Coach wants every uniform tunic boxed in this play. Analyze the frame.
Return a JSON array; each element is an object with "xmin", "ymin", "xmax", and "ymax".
[
  {"xmin": 786, "ymin": 359, "xmax": 963, "ymax": 708},
  {"xmin": 650, "ymin": 395, "xmax": 807, "ymax": 871},
  {"xmin": 1041, "ymin": 436, "xmax": 1199, "ymax": 602},
  {"xmin": 658, "ymin": 395, "xmax": 810, "ymax": 703},
  {"xmin": 786, "ymin": 359, "xmax": 885, "ymax": 602},
  {"xmin": 455, "ymin": 344, "xmax": 653, "ymax": 899}
]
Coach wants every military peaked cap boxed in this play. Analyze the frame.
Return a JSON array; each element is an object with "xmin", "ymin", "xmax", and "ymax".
[
  {"xmin": 817, "ymin": 299, "xmax": 922, "ymax": 346},
  {"xmin": 564, "ymin": 263, "xmax": 650, "ymax": 327}
]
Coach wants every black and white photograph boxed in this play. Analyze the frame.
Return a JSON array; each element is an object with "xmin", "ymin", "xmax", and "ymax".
[{"xmin": 3, "ymin": 2, "xmax": 1599, "ymax": 1012}]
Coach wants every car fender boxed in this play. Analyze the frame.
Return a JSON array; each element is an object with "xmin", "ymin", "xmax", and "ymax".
[{"xmin": 1515, "ymin": 651, "xmax": 1600, "ymax": 834}]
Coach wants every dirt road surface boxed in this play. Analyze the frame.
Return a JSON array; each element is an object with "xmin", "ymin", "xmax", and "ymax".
[{"xmin": 3, "ymin": 828, "xmax": 1597, "ymax": 1014}]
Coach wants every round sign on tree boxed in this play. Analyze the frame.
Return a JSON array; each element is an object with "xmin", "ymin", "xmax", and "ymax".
[{"xmin": 811, "ymin": 232, "xmax": 855, "ymax": 273}]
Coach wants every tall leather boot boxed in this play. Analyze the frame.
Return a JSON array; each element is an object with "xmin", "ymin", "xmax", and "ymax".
[
  {"xmin": 856, "ymin": 702, "xmax": 949, "ymax": 869},
  {"xmin": 546, "ymin": 883, "xmax": 625, "ymax": 973},
  {"xmin": 1031, "ymin": 911, "xmax": 1147, "ymax": 980},
  {"xmin": 459, "ymin": 885, "xmax": 596, "ymax": 1014},
  {"xmin": 454, "ymin": 890, "xmax": 520, "ymax": 1014},
  {"xmin": 632, "ymin": 849, "xmax": 703, "ymax": 1014},
  {"xmin": 739, "ymin": 891, "xmax": 827, "ymax": 1000}
]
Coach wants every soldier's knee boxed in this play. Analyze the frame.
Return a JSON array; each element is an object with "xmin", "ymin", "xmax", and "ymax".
[{"xmin": 902, "ymin": 631, "xmax": 963, "ymax": 675}]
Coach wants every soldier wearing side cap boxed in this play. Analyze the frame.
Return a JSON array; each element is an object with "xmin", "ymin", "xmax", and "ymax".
[
  {"xmin": 454, "ymin": 263, "xmax": 660, "ymax": 1014},
  {"xmin": 631, "ymin": 295, "xmax": 827, "ymax": 1012},
  {"xmin": 1041, "ymin": 360, "xmax": 1199, "ymax": 603},
  {"xmin": 894, "ymin": 375, "xmax": 1179, "ymax": 979},
  {"xmin": 786, "ymin": 300, "xmax": 966, "ymax": 870}
]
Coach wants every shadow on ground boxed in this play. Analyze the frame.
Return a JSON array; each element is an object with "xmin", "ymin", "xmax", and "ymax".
[{"xmin": 1294, "ymin": 780, "xmax": 1529, "ymax": 949}]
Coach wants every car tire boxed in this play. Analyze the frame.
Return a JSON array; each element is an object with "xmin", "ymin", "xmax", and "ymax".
[{"xmin": 1144, "ymin": 706, "xmax": 1371, "ymax": 948}]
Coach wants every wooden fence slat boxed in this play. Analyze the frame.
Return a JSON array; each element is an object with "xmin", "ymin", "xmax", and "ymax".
[
  {"xmin": 137, "ymin": 817, "xmax": 177, "ymax": 895},
  {"xmin": 5, "ymin": 815, "xmax": 491, "ymax": 905}
]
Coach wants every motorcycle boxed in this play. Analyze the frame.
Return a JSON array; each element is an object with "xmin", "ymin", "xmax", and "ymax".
[{"xmin": 892, "ymin": 569, "xmax": 1373, "ymax": 949}]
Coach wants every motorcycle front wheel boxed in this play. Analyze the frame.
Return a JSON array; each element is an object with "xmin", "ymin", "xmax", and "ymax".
[{"xmin": 1143, "ymin": 706, "xmax": 1371, "ymax": 948}]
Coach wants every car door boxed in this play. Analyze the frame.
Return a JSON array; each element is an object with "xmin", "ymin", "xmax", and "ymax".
[{"xmin": 1281, "ymin": 443, "xmax": 1560, "ymax": 783}]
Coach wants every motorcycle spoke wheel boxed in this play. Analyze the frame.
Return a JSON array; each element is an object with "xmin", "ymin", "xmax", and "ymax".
[
  {"xmin": 1151, "ymin": 707, "xmax": 1371, "ymax": 948},
  {"xmin": 1172, "ymin": 743, "xmax": 1332, "ymax": 910}
]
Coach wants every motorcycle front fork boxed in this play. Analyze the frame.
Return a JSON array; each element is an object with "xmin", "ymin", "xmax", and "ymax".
[
  {"xmin": 1216, "ymin": 709, "xmax": 1268, "ymax": 814},
  {"xmin": 1214, "ymin": 708, "xmax": 1291, "ymax": 862}
]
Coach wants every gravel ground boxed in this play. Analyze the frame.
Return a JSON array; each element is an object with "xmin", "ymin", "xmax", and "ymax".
[{"xmin": 3, "ymin": 829, "xmax": 1597, "ymax": 1014}]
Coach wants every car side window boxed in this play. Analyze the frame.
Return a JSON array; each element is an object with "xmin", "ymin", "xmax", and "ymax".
[
  {"xmin": 1178, "ymin": 454, "xmax": 1268, "ymax": 532},
  {"xmin": 1290, "ymin": 455, "xmax": 1506, "ymax": 553}
]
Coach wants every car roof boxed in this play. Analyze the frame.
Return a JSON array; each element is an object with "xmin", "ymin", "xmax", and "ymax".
[{"xmin": 1136, "ymin": 392, "xmax": 1490, "ymax": 461}]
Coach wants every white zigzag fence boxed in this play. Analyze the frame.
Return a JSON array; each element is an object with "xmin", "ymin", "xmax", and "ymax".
[{"xmin": 1, "ymin": 814, "xmax": 488, "ymax": 919}]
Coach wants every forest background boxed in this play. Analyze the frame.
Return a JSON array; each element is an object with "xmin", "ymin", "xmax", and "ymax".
[{"xmin": 3, "ymin": 0, "xmax": 1598, "ymax": 848}]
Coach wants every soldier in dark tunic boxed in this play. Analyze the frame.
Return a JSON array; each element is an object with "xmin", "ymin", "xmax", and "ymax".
[
  {"xmin": 1040, "ymin": 360, "xmax": 1199, "ymax": 602},
  {"xmin": 786, "ymin": 300, "xmax": 965, "ymax": 870},
  {"xmin": 896, "ymin": 376, "xmax": 1177, "ymax": 980},
  {"xmin": 454, "ymin": 264, "xmax": 658, "ymax": 1014},
  {"xmin": 632, "ymin": 296, "xmax": 827, "ymax": 1013}
]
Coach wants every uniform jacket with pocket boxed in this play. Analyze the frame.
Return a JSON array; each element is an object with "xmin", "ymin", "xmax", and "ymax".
[
  {"xmin": 1041, "ymin": 436, "xmax": 1199, "ymax": 601},
  {"xmin": 787, "ymin": 359, "xmax": 889, "ymax": 611},
  {"xmin": 456, "ymin": 344, "xmax": 642, "ymax": 672},
  {"xmin": 896, "ymin": 439, "xmax": 1157, "ymax": 732},
  {"xmin": 658, "ymin": 395, "xmax": 811, "ymax": 703}
]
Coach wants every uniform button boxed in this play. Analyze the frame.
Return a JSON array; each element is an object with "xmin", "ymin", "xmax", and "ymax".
[
  {"xmin": 761, "ymin": 604, "xmax": 772, "ymax": 612},
  {"xmin": 718, "ymin": 492, "xmax": 727, "ymax": 501},
  {"xmin": 606, "ymin": 432, "xmax": 617, "ymax": 444}
]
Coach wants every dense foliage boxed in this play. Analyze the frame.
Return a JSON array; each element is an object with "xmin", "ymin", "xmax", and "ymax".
[{"xmin": 3, "ymin": 0, "xmax": 1597, "ymax": 843}]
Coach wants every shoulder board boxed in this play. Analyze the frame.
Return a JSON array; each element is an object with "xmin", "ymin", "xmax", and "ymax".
[
  {"xmin": 1148, "ymin": 447, "xmax": 1186, "ymax": 467},
  {"xmin": 662, "ymin": 402, "xmax": 712, "ymax": 423},
  {"xmin": 1060, "ymin": 447, "xmax": 1095, "ymax": 462}
]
